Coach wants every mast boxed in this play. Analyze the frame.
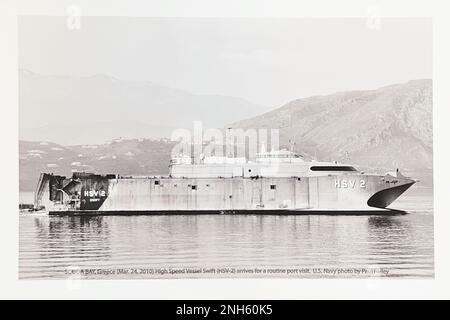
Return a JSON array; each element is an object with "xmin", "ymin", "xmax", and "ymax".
[{"xmin": 227, "ymin": 127, "xmax": 233, "ymax": 158}]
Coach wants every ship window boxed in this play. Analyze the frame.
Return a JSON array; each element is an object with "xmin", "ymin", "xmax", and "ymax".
[
  {"xmin": 191, "ymin": 185, "xmax": 197, "ymax": 190},
  {"xmin": 270, "ymin": 184, "xmax": 276, "ymax": 190},
  {"xmin": 310, "ymin": 166, "xmax": 357, "ymax": 172},
  {"xmin": 154, "ymin": 180, "xmax": 160, "ymax": 185}
]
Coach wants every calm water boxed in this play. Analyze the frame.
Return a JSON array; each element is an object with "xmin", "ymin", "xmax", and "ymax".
[{"xmin": 19, "ymin": 188, "xmax": 434, "ymax": 279}]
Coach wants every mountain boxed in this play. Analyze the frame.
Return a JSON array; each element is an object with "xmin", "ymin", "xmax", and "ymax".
[
  {"xmin": 19, "ymin": 79, "xmax": 433, "ymax": 192},
  {"xmin": 19, "ymin": 138, "xmax": 175, "ymax": 191},
  {"xmin": 231, "ymin": 79, "xmax": 432, "ymax": 173},
  {"xmin": 19, "ymin": 69, "xmax": 267, "ymax": 145}
]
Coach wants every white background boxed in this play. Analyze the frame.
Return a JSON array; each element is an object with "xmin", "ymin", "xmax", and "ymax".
[{"xmin": 1, "ymin": 0, "xmax": 449, "ymax": 299}]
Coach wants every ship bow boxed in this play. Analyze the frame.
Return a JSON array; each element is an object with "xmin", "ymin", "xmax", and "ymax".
[{"xmin": 367, "ymin": 179, "xmax": 415, "ymax": 209}]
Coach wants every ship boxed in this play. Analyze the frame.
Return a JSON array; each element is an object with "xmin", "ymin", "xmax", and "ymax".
[{"xmin": 31, "ymin": 146, "xmax": 416, "ymax": 215}]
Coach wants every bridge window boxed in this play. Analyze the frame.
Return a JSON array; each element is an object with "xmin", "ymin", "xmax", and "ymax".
[
  {"xmin": 270, "ymin": 184, "xmax": 276, "ymax": 190},
  {"xmin": 191, "ymin": 185, "xmax": 197, "ymax": 190},
  {"xmin": 310, "ymin": 166, "xmax": 357, "ymax": 172},
  {"xmin": 154, "ymin": 180, "xmax": 160, "ymax": 185}
]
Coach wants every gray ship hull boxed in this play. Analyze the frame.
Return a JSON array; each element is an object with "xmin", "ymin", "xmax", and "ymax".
[{"xmin": 36, "ymin": 172, "xmax": 415, "ymax": 215}]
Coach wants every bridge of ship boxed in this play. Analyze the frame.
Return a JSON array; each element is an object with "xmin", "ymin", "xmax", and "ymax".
[{"xmin": 168, "ymin": 149, "xmax": 358, "ymax": 179}]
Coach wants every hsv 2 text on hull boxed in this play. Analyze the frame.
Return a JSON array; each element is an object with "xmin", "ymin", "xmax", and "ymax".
[{"xmin": 33, "ymin": 149, "xmax": 416, "ymax": 215}]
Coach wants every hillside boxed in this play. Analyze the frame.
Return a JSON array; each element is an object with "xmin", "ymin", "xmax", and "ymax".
[
  {"xmin": 19, "ymin": 79, "xmax": 433, "ymax": 191},
  {"xmin": 231, "ymin": 79, "xmax": 432, "ymax": 172},
  {"xmin": 19, "ymin": 139, "xmax": 175, "ymax": 191}
]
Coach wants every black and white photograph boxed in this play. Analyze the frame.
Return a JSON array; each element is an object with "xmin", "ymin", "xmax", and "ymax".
[
  {"xmin": 17, "ymin": 15, "xmax": 433, "ymax": 280},
  {"xmin": 2, "ymin": 0, "xmax": 450, "ymax": 301}
]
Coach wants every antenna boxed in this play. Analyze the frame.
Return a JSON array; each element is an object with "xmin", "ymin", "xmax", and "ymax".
[
  {"xmin": 288, "ymin": 113, "xmax": 296, "ymax": 160},
  {"xmin": 227, "ymin": 127, "xmax": 233, "ymax": 158}
]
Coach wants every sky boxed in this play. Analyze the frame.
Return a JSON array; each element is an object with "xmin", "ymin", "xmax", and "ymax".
[{"xmin": 18, "ymin": 17, "xmax": 432, "ymax": 108}]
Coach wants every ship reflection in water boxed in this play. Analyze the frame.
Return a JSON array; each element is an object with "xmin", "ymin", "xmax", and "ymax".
[{"xmin": 19, "ymin": 192, "xmax": 434, "ymax": 279}]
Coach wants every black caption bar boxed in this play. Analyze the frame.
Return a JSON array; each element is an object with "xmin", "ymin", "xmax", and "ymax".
[{"xmin": 0, "ymin": 300, "xmax": 430, "ymax": 318}]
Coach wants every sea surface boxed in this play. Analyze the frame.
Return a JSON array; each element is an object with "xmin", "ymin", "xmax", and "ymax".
[{"xmin": 19, "ymin": 187, "xmax": 434, "ymax": 279}]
